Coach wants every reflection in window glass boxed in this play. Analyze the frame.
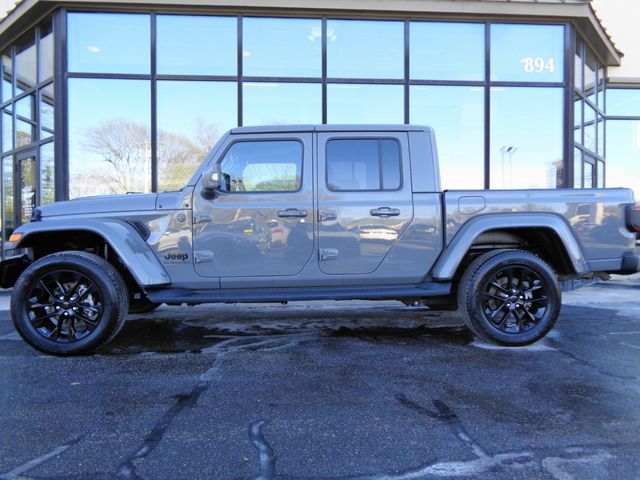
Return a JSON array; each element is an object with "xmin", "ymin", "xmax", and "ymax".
[
  {"xmin": 584, "ymin": 104, "xmax": 596, "ymax": 153},
  {"xmin": 2, "ymin": 156, "xmax": 14, "ymax": 242},
  {"xmin": 16, "ymin": 94, "xmax": 35, "ymax": 121},
  {"xmin": 157, "ymin": 81, "xmax": 237, "ymax": 191},
  {"xmin": 16, "ymin": 119, "xmax": 34, "ymax": 148},
  {"xmin": 326, "ymin": 139, "xmax": 400, "ymax": 191},
  {"xmin": 490, "ymin": 87, "xmax": 563, "ymax": 189},
  {"xmin": 606, "ymin": 120, "xmax": 640, "ymax": 197},
  {"xmin": 327, "ymin": 20, "xmax": 404, "ymax": 79},
  {"xmin": 39, "ymin": 19, "xmax": 54, "ymax": 81},
  {"xmin": 243, "ymin": 83, "xmax": 321, "ymax": 126},
  {"xmin": 584, "ymin": 159, "xmax": 594, "ymax": 188},
  {"xmin": 574, "ymin": 148, "xmax": 582, "ymax": 188},
  {"xmin": 327, "ymin": 84, "xmax": 403, "ymax": 124},
  {"xmin": 597, "ymin": 66, "xmax": 604, "ymax": 111},
  {"xmin": 381, "ymin": 140, "xmax": 401, "ymax": 190},
  {"xmin": 597, "ymin": 117, "xmax": 604, "ymax": 157},
  {"xmin": 2, "ymin": 108, "xmax": 12, "ymax": 153},
  {"xmin": 410, "ymin": 22, "xmax": 484, "ymax": 81},
  {"xmin": 219, "ymin": 141, "xmax": 302, "ymax": 192},
  {"xmin": 575, "ymin": 38, "xmax": 583, "ymax": 92},
  {"xmin": 40, "ymin": 83, "xmax": 54, "ymax": 140},
  {"xmin": 410, "ymin": 85, "xmax": 484, "ymax": 189},
  {"xmin": 327, "ymin": 140, "xmax": 378, "ymax": 191},
  {"xmin": 157, "ymin": 15, "xmax": 236, "ymax": 76},
  {"xmin": 15, "ymin": 31, "xmax": 37, "ymax": 93},
  {"xmin": 68, "ymin": 13, "xmax": 150, "ymax": 74},
  {"xmin": 2, "ymin": 53, "xmax": 12, "ymax": 103},
  {"xmin": 597, "ymin": 160, "xmax": 604, "ymax": 188},
  {"xmin": 607, "ymin": 89, "xmax": 640, "ymax": 117},
  {"xmin": 243, "ymin": 17, "xmax": 321, "ymax": 78},
  {"xmin": 40, "ymin": 142, "xmax": 55, "ymax": 204},
  {"xmin": 491, "ymin": 24, "xmax": 564, "ymax": 83},
  {"xmin": 574, "ymin": 98, "xmax": 583, "ymax": 146},
  {"xmin": 584, "ymin": 48, "xmax": 596, "ymax": 96},
  {"xmin": 68, "ymin": 78, "xmax": 151, "ymax": 198}
]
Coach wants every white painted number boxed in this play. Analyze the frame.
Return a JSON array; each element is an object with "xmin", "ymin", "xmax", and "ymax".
[{"xmin": 520, "ymin": 57, "xmax": 556, "ymax": 74}]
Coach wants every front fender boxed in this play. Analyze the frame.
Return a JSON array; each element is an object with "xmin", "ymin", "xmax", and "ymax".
[
  {"xmin": 12, "ymin": 219, "xmax": 171, "ymax": 288},
  {"xmin": 431, "ymin": 213, "xmax": 590, "ymax": 280}
]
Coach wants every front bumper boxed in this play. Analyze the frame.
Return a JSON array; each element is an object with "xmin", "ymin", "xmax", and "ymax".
[{"xmin": 0, "ymin": 253, "xmax": 30, "ymax": 288}]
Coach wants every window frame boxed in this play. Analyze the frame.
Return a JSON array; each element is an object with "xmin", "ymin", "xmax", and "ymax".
[
  {"xmin": 215, "ymin": 137, "xmax": 305, "ymax": 194},
  {"xmin": 324, "ymin": 136, "xmax": 403, "ymax": 193}
]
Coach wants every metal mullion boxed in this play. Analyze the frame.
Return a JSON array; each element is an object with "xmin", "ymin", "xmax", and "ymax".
[
  {"xmin": 404, "ymin": 20, "xmax": 409, "ymax": 124},
  {"xmin": 564, "ymin": 22, "xmax": 572, "ymax": 188},
  {"xmin": 484, "ymin": 21, "xmax": 490, "ymax": 190},
  {"xmin": 489, "ymin": 81, "xmax": 566, "ymax": 88},
  {"xmin": 156, "ymin": 74, "xmax": 238, "ymax": 82},
  {"xmin": 409, "ymin": 79, "xmax": 484, "ymax": 87},
  {"xmin": 606, "ymin": 115, "xmax": 640, "ymax": 121},
  {"xmin": 326, "ymin": 78, "xmax": 404, "ymax": 85},
  {"xmin": 321, "ymin": 17, "xmax": 327, "ymax": 124},
  {"xmin": 150, "ymin": 12, "xmax": 157, "ymax": 192},
  {"xmin": 66, "ymin": 72, "xmax": 151, "ymax": 80},
  {"xmin": 55, "ymin": 8, "xmax": 68, "ymax": 200},
  {"xmin": 237, "ymin": 15, "xmax": 243, "ymax": 127},
  {"xmin": 242, "ymin": 76, "xmax": 321, "ymax": 84}
]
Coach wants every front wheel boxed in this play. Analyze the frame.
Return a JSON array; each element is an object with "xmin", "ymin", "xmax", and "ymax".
[
  {"xmin": 458, "ymin": 249, "xmax": 561, "ymax": 346},
  {"xmin": 11, "ymin": 251, "xmax": 129, "ymax": 355}
]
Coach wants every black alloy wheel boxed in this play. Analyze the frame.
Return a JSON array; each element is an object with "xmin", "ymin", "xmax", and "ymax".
[
  {"xmin": 480, "ymin": 265, "xmax": 549, "ymax": 335},
  {"xmin": 11, "ymin": 251, "xmax": 128, "ymax": 355},
  {"xmin": 458, "ymin": 249, "xmax": 561, "ymax": 346},
  {"xmin": 25, "ymin": 270, "xmax": 103, "ymax": 343}
]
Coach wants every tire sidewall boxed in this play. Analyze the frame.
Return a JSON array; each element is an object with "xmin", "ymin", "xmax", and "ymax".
[
  {"xmin": 464, "ymin": 252, "xmax": 561, "ymax": 346},
  {"xmin": 11, "ymin": 254, "xmax": 123, "ymax": 355}
]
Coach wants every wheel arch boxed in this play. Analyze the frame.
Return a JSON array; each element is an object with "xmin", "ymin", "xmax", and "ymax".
[
  {"xmin": 11, "ymin": 219, "xmax": 170, "ymax": 289},
  {"xmin": 432, "ymin": 213, "xmax": 589, "ymax": 281}
]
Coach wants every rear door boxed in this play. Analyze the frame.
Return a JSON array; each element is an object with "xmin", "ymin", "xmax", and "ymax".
[{"xmin": 316, "ymin": 132, "xmax": 413, "ymax": 275}]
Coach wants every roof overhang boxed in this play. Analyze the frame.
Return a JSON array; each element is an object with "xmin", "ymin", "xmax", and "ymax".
[{"xmin": 0, "ymin": 0, "xmax": 622, "ymax": 66}]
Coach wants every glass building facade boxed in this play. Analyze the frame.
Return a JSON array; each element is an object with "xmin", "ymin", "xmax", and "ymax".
[{"xmin": 0, "ymin": 6, "xmax": 630, "ymax": 247}]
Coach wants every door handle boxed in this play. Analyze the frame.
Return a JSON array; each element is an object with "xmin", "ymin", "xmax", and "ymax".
[
  {"xmin": 370, "ymin": 207, "xmax": 401, "ymax": 217},
  {"xmin": 278, "ymin": 208, "xmax": 308, "ymax": 218}
]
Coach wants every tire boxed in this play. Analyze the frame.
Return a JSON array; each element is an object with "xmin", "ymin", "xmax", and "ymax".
[
  {"xmin": 11, "ymin": 251, "xmax": 129, "ymax": 355},
  {"xmin": 129, "ymin": 296, "xmax": 161, "ymax": 314},
  {"xmin": 457, "ymin": 249, "xmax": 561, "ymax": 346}
]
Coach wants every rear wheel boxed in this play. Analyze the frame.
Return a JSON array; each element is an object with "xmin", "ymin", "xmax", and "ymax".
[
  {"xmin": 11, "ymin": 251, "xmax": 128, "ymax": 355},
  {"xmin": 458, "ymin": 249, "xmax": 561, "ymax": 346}
]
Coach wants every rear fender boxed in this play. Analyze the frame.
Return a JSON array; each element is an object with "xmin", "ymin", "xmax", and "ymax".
[
  {"xmin": 11, "ymin": 219, "xmax": 171, "ymax": 287},
  {"xmin": 431, "ymin": 213, "xmax": 590, "ymax": 280}
]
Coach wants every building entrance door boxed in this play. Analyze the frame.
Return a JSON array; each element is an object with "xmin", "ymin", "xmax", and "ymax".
[{"xmin": 15, "ymin": 149, "xmax": 37, "ymax": 227}]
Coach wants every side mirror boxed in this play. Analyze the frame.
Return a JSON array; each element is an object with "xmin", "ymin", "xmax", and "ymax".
[{"xmin": 201, "ymin": 165, "xmax": 221, "ymax": 198}]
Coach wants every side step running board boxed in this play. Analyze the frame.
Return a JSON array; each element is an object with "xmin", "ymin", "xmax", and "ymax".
[{"xmin": 146, "ymin": 282, "xmax": 452, "ymax": 305}]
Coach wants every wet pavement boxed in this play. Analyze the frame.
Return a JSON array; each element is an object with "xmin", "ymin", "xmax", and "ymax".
[{"xmin": 0, "ymin": 275, "xmax": 639, "ymax": 480}]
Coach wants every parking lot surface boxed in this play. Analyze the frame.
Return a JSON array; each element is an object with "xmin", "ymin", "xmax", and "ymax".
[{"xmin": 1, "ymin": 275, "xmax": 639, "ymax": 480}]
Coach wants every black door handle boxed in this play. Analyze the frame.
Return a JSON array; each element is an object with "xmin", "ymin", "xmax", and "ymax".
[
  {"xmin": 278, "ymin": 208, "xmax": 308, "ymax": 218},
  {"xmin": 370, "ymin": 207, "xmax": 400, "ymax": 217}
]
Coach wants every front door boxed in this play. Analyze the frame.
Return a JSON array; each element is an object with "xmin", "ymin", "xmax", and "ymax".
[
  {"xmin": 192, "ymin": 133, "xmax": 314, "ymax": 280},
  {"xmin": 316, "ymin": 132, "xmax": 414, "ymax": 275},
  {"xmin": 16, "ymin": 150, "xmax": 37, "ymax": 227}
]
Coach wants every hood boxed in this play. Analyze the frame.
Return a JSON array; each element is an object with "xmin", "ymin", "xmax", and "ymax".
[{"xmin": 36, "ymin": 193, "xmax": 159, "ymax": 218}]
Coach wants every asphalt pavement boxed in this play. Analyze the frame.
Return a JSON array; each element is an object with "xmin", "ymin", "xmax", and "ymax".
[{"xmin": 0, "ymin": 275, "xmax": 639, "ymax": 480}]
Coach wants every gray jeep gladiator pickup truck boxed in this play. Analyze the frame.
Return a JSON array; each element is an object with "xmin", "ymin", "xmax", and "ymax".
[{"xmin": 2, "ymin": 124, "xmax": 639, "ymax": 355}]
